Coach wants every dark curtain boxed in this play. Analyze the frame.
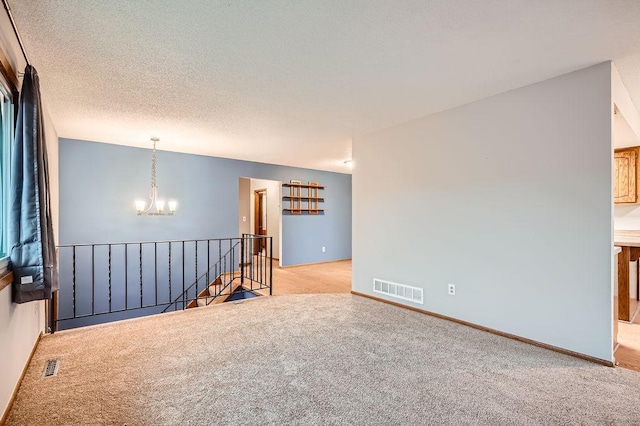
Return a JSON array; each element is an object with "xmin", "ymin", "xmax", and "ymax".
[{"xmin": 10, "ymin": 65, "xmax": 58, "ymax": 303}]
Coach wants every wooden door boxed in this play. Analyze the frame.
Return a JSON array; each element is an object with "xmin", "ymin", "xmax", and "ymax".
[
  {"xmin": 615, "ymin": 149, "xmax": 637, "ymax": 203},
  {"xmin": 254, "ymin": 189, "xmax": 267, "ymax": 254}
]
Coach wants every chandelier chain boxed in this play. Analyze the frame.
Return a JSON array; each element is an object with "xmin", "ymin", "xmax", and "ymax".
[{"xmin": 150, "ymin": 139, "xmax": 157, "ymax": 192}]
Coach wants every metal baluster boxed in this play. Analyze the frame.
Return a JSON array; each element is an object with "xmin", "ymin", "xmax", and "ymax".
[
  {"xmin": 223, "ymin": 250, "xmax": 227, "ymax": 294},
  {"xmin": 213, "ymin": 261, "xmax": 217, "ymax": 297},
  {"xmin": 72, "ymin": 246, "xmax": 76, "ymax": 318},
  {"xmin": 182, "ymin": 241, "xmax": 185, "ymax": 309},
  {"xmin": 241, "ymin": 236, "xmax": 245, "ymax": 286},
  {"xmin": 258, "ymin": 238, "xmax": 261, "ymax": 286},
  {"xmin": 139, "ymin": 243, "xmax": 143, "ymax": 308},
  {"xmin": 169, "ymin": 242, "xmax": 172, "ymax": 305},
  {"xmin": 207, "ymin": 240, "xmax": 210, "ymax": 286},
  {"xmin": 125, "ymin": 244, "xmax": 128, "ymax": 310},
  {"xmin": 108, "ymin": 244, "xmax": 112, "ymax": 313},
  {"xmin": 259, "ymin": 238, "xmax": 262, "ymax": 286},
  {"xmin": 269, "ymin": 237, "xmax": 273, "ymax": 295},
  {"xmin": 195, "ymin": 241, "xmax": 198, "ymax": 299},
  {"xmin": 91, "ymin": 245, "xmax": 95, "ymax": 315},
  {"xmin": 155, "ymin": 242, "xmax": 158, "ymax": 306}
]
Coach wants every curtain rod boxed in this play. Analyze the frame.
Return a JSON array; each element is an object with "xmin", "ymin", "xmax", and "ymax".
[{"xmin": 1, "ymin": 0, "xmax": 30, "ymax": 68}]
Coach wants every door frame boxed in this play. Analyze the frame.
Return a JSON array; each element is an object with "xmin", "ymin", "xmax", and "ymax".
[{"xmin": 254, "ymin": 188, "xmax": 267, "ymax": 254}]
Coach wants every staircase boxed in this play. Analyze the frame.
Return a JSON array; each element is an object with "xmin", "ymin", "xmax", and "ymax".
[
  {"xmin": 186, "ymin": 273, "xmax": 240, "ymax": 308},
  {"xmin": 164, "ymin": 235, "xmax": 273, "ymax": 312}
]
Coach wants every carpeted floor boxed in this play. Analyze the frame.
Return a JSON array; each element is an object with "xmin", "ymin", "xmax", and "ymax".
[
  {"xmin": 615, "ymin": 312, "xmax": 640, "ymax": 372},
  {"xmin": 262, "ymin": 260, "xmax": 352, "ymax": 295},
  {"xmin": 7, "ymin": 294, "xmax": 640, "ymax": 425}
]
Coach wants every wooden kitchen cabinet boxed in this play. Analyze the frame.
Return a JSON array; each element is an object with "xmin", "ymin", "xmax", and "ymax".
[{"xmin": 615, "ymin": 147, "xmax": 639, "ymax": 204}]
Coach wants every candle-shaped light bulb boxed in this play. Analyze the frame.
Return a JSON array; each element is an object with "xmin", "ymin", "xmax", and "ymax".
[
  {"xmin": 168, "ymin": 200, "xmax": 177, "ymax": 212},
  {"xmin": 135, "ymin": 200, "xmax": 145, "ymax": 213},
  {"xmin": 156, "ymin": 200, "xmax": 165, "ymax": 212}
]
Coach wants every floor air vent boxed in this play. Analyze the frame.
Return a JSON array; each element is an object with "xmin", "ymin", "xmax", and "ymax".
[
  {"xmin": 373, "ymin": 278, "xmax": 423, "ymax": 304},
  {"xmin": 42, "ymin": 359, "xmax": 59, "ymax": 378}
]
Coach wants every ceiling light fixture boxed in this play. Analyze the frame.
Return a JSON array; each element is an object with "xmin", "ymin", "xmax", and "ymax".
[{"xmin": 135, "ymin": 137, "xmax": 177, "ymax": 216}]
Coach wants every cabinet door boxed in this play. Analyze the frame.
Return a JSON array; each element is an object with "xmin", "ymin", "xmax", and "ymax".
[{"xmin": 615, "ymin": 149, "xmax": 637, "ymax": 203}]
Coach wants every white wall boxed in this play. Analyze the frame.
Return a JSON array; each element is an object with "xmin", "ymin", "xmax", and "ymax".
[
  {"xmin": 0, "ymin": 16, "xmax": 57, "ymax": 417},
  {"xmin": 249, "ymin": 178, "xmax": 281, "ymax": 259},
  {"xmin": 0, "ymin": 290, "xmax": 43, "ymax": 417},
  {"xmin": 612, "ymin": 63, "xmax": 640, "ymax": 230},
  {"xmin": 353, "ymin": 63, "xmax": 613, "ymax": 361}
]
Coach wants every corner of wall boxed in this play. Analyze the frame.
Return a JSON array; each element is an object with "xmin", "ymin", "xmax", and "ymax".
[
  {"xmin": 43, "ymin": 104, "xmax": 60, "ymax": 245},
  {"xmin": 612, "ymin": 62, "xmax": 640, "ymax": 141}
]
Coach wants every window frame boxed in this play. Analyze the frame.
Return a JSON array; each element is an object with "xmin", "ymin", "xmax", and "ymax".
[{"xmin": 0, "ymin": 62, "xmax": 17, "ymax": 276}]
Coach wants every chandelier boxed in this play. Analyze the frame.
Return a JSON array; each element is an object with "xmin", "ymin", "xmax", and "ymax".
[{"xmin": 135, "ymin": 137, "xmax": 177, "ymax": 216}]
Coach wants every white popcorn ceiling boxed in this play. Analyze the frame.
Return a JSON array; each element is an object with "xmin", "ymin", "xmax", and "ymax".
[{"xmin": 8, "ymin": 0, "xmax": 640, "ymax": 173}]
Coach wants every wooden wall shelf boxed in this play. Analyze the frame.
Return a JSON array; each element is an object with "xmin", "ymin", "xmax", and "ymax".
[
  {"xmin": 282, "ymin": 196, "xmax": 325, "ymax": 202},
  {"xmin": 283, "ymin": 181, "xmax": 324, "ymax": 214},
  {"xmin": 283, "ymin": 209, "xmax": 325, "ymax": 214},
  {"xmin": 283, "ymin": 183, "xmax": 326, "ymax": 189}
]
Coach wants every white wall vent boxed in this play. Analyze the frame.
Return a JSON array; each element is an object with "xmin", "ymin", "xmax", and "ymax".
[{"xmin": 373, "ymin": 278, "xmax": 423, "ymax": 304}]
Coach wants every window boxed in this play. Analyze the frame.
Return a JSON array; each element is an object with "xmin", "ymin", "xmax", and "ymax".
[{"xmin": 0, "ymin": 76, "xmax": 13, "ymax": 266}]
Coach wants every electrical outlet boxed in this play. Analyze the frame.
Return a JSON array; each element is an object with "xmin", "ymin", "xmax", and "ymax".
[
  {"xmin": 242, "ymin": 216, "xmax": 246, "ymax": 222},
  {"xmin": 322, "ymin": 246, "xmax": 326, "ymax": 253},
  {"xmin": 448, "ymin": 284, "xmax": 455, "ymax": 296}
]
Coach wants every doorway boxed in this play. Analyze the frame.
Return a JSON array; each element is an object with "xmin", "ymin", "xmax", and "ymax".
[
  {"xmin": 613, "ymin": 104, "xmax": 640, "ymax": 371},
  {"xmin": 254, "ymin": 188, "xmax": 267, "ymax": 255},
  {"xmin": 238, "ymin": 177, "xmax": 282, "ymax": 264}
]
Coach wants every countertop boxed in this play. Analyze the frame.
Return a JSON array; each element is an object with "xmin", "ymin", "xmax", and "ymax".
[{"xmin": 614, "ymin": 230, "xmax": 640, "ymax": 247}]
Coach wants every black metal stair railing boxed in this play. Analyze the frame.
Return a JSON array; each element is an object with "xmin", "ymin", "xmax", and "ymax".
[
  {"xmin": 54, "ymin": 235, "xmax": 273, "ymax": 330},
  {"xmin": 161, "ymin": 240, "xmax": 240, "ymax": 312},
  {"xmin": 164, "ymin": 234, "xmax": 274, "ymax": 311}
]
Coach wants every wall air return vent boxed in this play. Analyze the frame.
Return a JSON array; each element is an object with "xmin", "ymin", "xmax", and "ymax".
[{"xmin": 373, "ymin": 278, "xmax": 423, "ymax": 304}]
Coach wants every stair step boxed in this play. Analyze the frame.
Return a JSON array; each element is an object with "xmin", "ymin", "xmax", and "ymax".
[
  {"xmin": 197, "ymin": 297, "xmax": 212, "ymax": 307},
  {"xmin": 208, "ymin": 284, "xmax": 220, "ymax": 296},
  {"xmin": 187, "ymin": 273, "xmax": 240, "ymax": 309}
]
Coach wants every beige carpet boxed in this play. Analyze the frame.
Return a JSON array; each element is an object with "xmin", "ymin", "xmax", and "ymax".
[
  {"xmin": 264, "ymin": 260, "xmax": 352, "ymax": 295},
  {"xmin": 7, "ymin": 294, "xmax": 640, "ymax": 425}
]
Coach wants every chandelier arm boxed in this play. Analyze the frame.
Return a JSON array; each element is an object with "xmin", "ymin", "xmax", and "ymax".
[
  {"xmin": 143, "ymin": 186, "xmax": 156, "ymax": 214},
  {"xmin": 143, "ymin": 139, "xmax": 158, "ymax": 214}
]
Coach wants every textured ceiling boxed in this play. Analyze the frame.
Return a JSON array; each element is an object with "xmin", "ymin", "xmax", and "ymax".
[{"xmin": 8, "ymin": 0, "xmax": 640, "ymax": 173}]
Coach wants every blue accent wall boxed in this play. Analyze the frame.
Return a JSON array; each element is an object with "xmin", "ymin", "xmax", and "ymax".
[
  {"xmin": 58, "ymin": 138, "xmax": 351, "ymax": 329},
  {"xmin": 59, "ymin": 138, "xmax": 352, "ymax": 265}
]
